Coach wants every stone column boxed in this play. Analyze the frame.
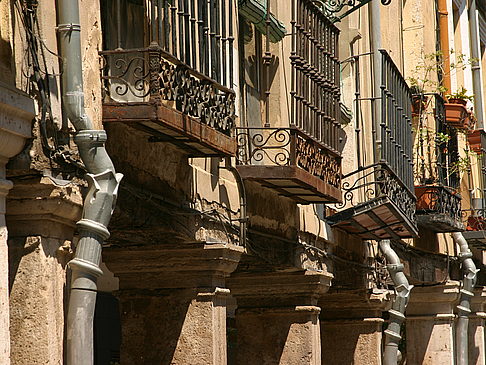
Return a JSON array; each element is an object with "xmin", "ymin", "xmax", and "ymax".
[
  {"xmin": 406, "ymin": 282, "xmax": 460, "ymax": 365},
  {"xmin": 103, "ymin": 243, "xmax": 243, "ymax": 365},
  {"xmin": 7, "ymin": 177, "xmax": 83, "ymax": 365},
  {"xmin": 469, "ymin": 287, "xmax": 486, "ymax": 365},
  {"xmin": 0, "ymin": 85, "xmax": 34, "ymax": 365},
  {"xmin": 320, "ymin": 290, "xmax": 392, "ymax": 365},
  {"xmin": 227, "ymin": 270, "xmax": 332, "ymax": 365}
]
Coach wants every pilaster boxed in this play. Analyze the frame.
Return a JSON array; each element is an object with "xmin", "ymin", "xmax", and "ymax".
[
  {"xmin": 7, "ymin": 177, "xmax": 82, "ymax": 365},
  {"xmin": 319, "ymin": 290, "xmax": 392, "ymax": 365},
  {"xmin": 469, "ymin": 287, "xmax": 486, "ymax": 365},
  {"xmin": 103, "ymin": 243, "xmax": 243, "ymax": 365},
  {"xmin": 227, "ymin": 270, "xmax": 332, "ymax": 365},
  {"xmin": 406, "ymin": 281, "xmax": 460, "ymax": 365},
  {"xmin": 0, "ymin": 83, "xmax": 33, "ymax": 365}
]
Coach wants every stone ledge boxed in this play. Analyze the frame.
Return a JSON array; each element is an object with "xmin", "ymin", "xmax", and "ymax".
[
  {"xmin": 104, "ymin": 243, "xmax": 244, "ymax": 289},
  {"xmin": 6, "ymin": 177, "xmax": 83, "ymax": 239},
  {"xmin": 227, "ymin": 270, "xmax": 332, "ymax": 308}
]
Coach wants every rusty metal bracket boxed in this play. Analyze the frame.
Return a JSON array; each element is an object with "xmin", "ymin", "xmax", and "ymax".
[{"xmin": 314, "ymin": 0, "xmax": 392, "ymax": 23}]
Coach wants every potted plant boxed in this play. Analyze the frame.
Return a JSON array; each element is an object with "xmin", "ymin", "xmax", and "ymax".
[
  {"xmin": 446, "ymin": 86, "xmax": 474, "ymax": 106},
  {"xmin": 444, "ymin": 87, "xmax": 474, "ymax": 130},
  {"xmin": 467, "ymin": 129, "xmax": 485, "ymax": 153}
]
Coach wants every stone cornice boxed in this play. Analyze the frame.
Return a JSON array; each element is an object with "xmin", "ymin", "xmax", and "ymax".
[
  {"xmin": 0, "ymin": 83, "xmax": 34, "ymax": 160},
  {"xmin": 103, "ymin": 243, "xmax": 244, "ymax": 289},
  {"xmin": 6, "ymin": 177, "xmax": 83, "ymax": 239}
]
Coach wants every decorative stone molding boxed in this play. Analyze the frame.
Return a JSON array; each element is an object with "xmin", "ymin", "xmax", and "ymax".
[
  {"xmin": 406, "ymin": 281, "xmax": 460, "ymax": 317},
  {"xmin": 319, "ymin": 289, "xmax": 393, "ymax": 320},
  {"xmin": 227, "ymin": 270, "xmax": 332, "ymax": 308},
  {"xmin": 6, "ymin": 177, "xmax": 83, "ymax": 240},
  {"xmin": 103, "ymin": 243, "xmax": 244, "ymax": 289},
  {"xmin": 0, "ymin": 82, "xmax": 33, "ymax": 162}
]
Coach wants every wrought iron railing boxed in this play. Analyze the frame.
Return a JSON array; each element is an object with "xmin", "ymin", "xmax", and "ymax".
[
  {"xmin": 334, "ymin": 50, "xmax": 415, "ymax": 222},
  {"xmin": 291, "ymin": 0, "xmax": 341, "ymax": 154},
  {"xmin": 337, "ymin": 162, "xmax": 416, "ymax": 222},
  {"xmin": 414, "ymin": 93, "xmax": 460, "ymax": 188},
  {"xmin": 380, "ymin": 50, "xmax": 414, "ymax": 192},
  {"xmin": 415, "ymin": 186, "xmax": 462, "ymax": 222},
  {"xmin": 236, "ymin": 127, "xmax": 341, "ymax": 189},
  {"xmin": 100, "ymin": 46, "xmax": 235, "ymax": 136},
  {"xmin": 102, "ymin": 0, "xmax": 234, "ymax": 87}
]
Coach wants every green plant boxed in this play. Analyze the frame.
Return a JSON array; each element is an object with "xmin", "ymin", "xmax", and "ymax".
[
  {"xmin": 449, "ymin": 150, "xmax": 476, "ymax": 175},
  {"xmin": 446, "ymin": 86, "xmax": 474, "ymax": 102},
  {"xmin": 436, "ymin": 132, "xmax": 451, "ymax": 144},
  {"xmin": 407, "ymin": 50, "xmax": 477, "ymax": 95}
]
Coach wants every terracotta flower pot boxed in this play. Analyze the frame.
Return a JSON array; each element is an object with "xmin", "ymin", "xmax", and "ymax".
[
  {"xmin": 444, "ymin": 103, "xmax": 470, "ymax": 130},
  {"xmin": 468, "ymin": 129, "xmax": 484, "ymax": 153},
  {"xmin": 415, "ymin": 186, "xmax": 437, "ymax": 210},
  {"xmin": 467, "ymin": 215, "xmax": 486, "ymax": 231}
]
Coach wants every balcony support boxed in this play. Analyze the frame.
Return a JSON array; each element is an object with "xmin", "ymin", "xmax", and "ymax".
[
  {"xmin": 103, "ymin": 243, "xmax": 243, "ymax": 364},
  {"xmin": 227, "ymin": 270, "xmax": 331, "ymax": 365}
]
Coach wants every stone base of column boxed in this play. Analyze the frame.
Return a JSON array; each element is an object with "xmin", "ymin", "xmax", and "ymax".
[
  {"xmin": 227, "ymin": 270, "xmax": 332, "ymax": 365},
  {"xmin": 104, "ymin": 243, "xmax": 243, "ymax": 365},
  {"xmin": 406, "ymin": 282, "xmax": 460, "ymax": 365}
]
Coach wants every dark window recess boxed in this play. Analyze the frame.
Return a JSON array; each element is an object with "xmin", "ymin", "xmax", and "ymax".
[{"xmin": 94, "ymin": 292, "xmax": 121, "ymax": 365}]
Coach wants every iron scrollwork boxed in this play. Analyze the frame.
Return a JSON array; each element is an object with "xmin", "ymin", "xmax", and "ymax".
[
  {"xmin": 320, "ymin": 0, "xmax": 392, "ymax": 22},
  {"xmin": 416, "ymin": 187, "xmax": 462, "ymax": 222},
  {"xmin": 236, "ymin": 128, "xmax": 292, "ymax": 166},
  {"xmin": 100, "ymin": 48, "xmax": 235, "ymax": 136},
  {"xmin": 235, "ymin": 127, "xmax": 342, "ymax": 186},
  {"xmin": 295, "ymin": 134, "xmax": 341, "ymax": 188},
  {"xmin": 336, "ymin": 163, "xmax": 416, "ymax": 224}
]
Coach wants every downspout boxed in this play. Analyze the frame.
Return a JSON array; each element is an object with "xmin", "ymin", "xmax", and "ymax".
[
  {"xmin": 57, "ymin": 1, "xmax": 123, "ymax": 364},
  {"xmin": 221, "ymin": 157, "xmax": 247, "ymax": 246},
  {"xmin": 438, "ymin": 0, "xmax": 452, "ymax": 93},
  {"xmin": 469, "ymin": 0, "xmax": 484, "ymax": 127},
  {"xmin": 379, "ymin": 240, "xmax": 413, "ymax": 365},
  {"xmin": 452, "ymin": 232, "xmax": 479, "ymax": 365}
]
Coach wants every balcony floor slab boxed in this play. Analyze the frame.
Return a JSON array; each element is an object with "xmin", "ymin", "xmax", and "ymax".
[
  {"xmin": 103, "ymin": 101, "xmax": 236, "ymax": 157},
  {"xmin": 236, "ymin": 165, "xmax": 342, "ymax": 204}
]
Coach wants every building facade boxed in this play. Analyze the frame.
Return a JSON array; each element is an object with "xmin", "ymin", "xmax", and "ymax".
[{"xmin": 1, "ymin": 0, "xmax": 486, "ymax": 364}]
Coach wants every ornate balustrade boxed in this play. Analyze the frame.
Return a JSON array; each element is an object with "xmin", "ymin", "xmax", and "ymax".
[
  {"xmin": 462, "ymin": 207, "xmax": 486, "ymax": 249},
  {"xmin": 236, "ymin": 127, "xmax": 342, "ymax": 203},
  {"xmin": 100, "ymin": 46, "xmax": 236, "ymax": 157},
  {"xmin": 414, "ymin": 185, "xmax": 463, "ymax": 232},
  {"xmin": 327, "ymin": 163, "xmax": 417, "ymax": 239},
  {"xmin": 327, "ymin": 50, "xmax": 417, "ymax": 239}
]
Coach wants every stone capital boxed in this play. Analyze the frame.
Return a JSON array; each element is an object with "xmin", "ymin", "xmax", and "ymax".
[
  {"xmin": 470, "ymin": 286, "xmax": 486, "ymax": 314},
  {"xmin": 6, "ymin": 177, "xmax": 83, "ymax": 240},
  {"xmin": 319, "ymin": 289, "xmax": 393, "ymax": 320},
  {"xmin": 227, "ymin": 270, "xmax": 332, "ymax": 308},
  {"xmin": 103, "ymin": 243, "xmax": 244, "ymax": 289},
  {"xmin": 406, "ymin": 281, "xmax": 460, "ymax": 317},
  {"xmin": 0, "ymin": 83, "xmax": 34, "ymax": 161}
]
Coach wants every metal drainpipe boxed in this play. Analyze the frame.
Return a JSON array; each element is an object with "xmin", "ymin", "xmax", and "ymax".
[
  {"xmin": 469, "ymin": 0, "xmax": 484, "ymax": 127},
  {"xmin": 438, "ymin": 0, "xmax": 452, "ymax": 93},
  {"xmin": 57, "ymin": 0, "xmax": 123, "ymax": 364},
  {"xmin": 452, "ymin": 232, "xmax": 479, "ymax": 365},
  {"xmin": 220, "ymin": 157, "xmax": 247, "ymax": 246},
  {"xmin": 379, "ymin": 240, "xmax": 413, "ymax": 365}
]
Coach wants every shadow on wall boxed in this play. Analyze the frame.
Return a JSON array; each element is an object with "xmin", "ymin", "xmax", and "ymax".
[{"xmin": 116, "ymin": 289, "xmax": 193, "ymax": 364}]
